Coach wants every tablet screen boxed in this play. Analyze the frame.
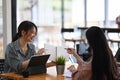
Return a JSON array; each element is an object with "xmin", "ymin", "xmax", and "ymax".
[{"xmin": 27, "ymin": 54, "xmax": 50, "ymax": 67}]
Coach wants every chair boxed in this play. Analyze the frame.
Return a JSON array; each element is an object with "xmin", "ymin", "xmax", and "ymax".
[
  {"xmin": 76, "ymin": 43, "xmax": 92, "ymax": 61},
  {"xmin": 0, "ymin": 59, "xmax": 4, "ymax": 74},
  {"xmin": 0, "ymin": 59, "xmax": 5, "ymax": 80},
  {"xmin": 115, "ymin": 48, "xmax": 120, "ymax": 62},
  {"xmin": 61, "ymin": 28, "xmax": 85, "ymax": 48}
]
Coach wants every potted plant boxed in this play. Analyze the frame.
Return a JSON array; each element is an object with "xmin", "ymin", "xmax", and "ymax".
[{"xmin": 55, "ymin": 56, "xmax": 66, "ymax": 74}]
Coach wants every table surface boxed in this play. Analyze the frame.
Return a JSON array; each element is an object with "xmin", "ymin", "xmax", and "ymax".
[
  {"xmin": 0, "ymin": 62, "xmax": 78, "ymax": 80},
  {"xmin": 1, "ymin": 61, "xmax": 120, "ymax": 80}
]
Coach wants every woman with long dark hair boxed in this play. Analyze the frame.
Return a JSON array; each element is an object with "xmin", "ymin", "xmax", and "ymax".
[
  {"xmin": 4, "ymin": 21, "xmax": 55, "ymax": 73},
  {"xmin": 67, "ymin": 26, "xmax": 120, "ymax": 80}
]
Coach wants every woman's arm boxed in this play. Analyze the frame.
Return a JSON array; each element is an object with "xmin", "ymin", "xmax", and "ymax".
[
  {"xmin": 67, "ymin": 48, "xmax": 83, "ymax": 66},
  {"xmin": 22, "ymin": 59, "xmax": 30, "ymax": 69},
  {"xmin": 5, "ymin": 45, "xmax": 23, "ymax": 73}
]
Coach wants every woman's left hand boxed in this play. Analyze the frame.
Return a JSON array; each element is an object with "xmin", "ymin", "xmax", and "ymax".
[
  {"xmin": 37, "ymin": 48, "xmax": 45, "ymax": 55},
  {"xmin": 67, "ymin": 65, "xmax": 77, "ymax": 73}
]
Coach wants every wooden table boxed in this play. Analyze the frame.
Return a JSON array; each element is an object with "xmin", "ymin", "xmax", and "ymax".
[{"xmin": 0, "ymin": 63, "xmax": 77, "ymax": 80}]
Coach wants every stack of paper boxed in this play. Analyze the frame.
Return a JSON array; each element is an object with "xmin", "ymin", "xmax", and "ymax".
[{"xmin": 63, "ymin": 70, "xmax": 72, "ymax": 77}]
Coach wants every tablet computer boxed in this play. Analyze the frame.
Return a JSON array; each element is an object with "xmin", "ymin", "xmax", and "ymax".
[
  {"xmin": 26, "ymin": 54, "xmax": 50, "ymax": 75},
  {"xmin": 28, "ymin": 54, "xmax": 50, "ymax": 67}
]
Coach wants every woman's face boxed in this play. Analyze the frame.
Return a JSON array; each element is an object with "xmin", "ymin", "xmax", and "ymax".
[{"xmin": 23, "ymin": 27, "xmax": 37, "ymax": 42}]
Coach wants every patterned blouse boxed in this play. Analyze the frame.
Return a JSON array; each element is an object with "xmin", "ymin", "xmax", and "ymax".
[{"xmin": 73, "ymin": 57, "xmax": 92, "ymax": 80}]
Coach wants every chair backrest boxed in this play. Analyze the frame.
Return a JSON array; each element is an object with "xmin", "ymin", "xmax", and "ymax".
[
  {"xmin": 76, "ymin": 43, "xmax": 92, "ymax": 61},
  {"xmin": 0, "ymin": 59, "xmax": 5, "ymax": 74},
  {"xmin": 115, "ymin": 48, "xmax": 120, "ymax": 61},
  {"xmin": 76, "ymin": 42, "xmax": 89, "ymax": 55}
]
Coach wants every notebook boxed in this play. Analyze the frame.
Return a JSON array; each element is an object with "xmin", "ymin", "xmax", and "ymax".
[{"xmin": 26, "ymin": 54, "xmax": 50, "ymax": 75}]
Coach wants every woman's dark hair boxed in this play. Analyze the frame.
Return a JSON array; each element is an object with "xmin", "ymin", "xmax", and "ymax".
[
  {"xmin": 86, "ymin": 26, "xmax": 119, "ymax": 80},
  {"xmin": 12, "ymin": 21, "xmax": 37, "ymax": 42}
]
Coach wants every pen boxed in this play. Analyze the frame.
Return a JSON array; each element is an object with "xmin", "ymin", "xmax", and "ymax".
[
  {"xmin": 64, "ymin": 48, "xmax": 71, "ymax": 50},
  {"xmin": 69, "ymin": 57, "xmax": 74, "ymax": 63},
  {"xmin": 64, "ymin": 48, "xmax": 68, "ymax": 50}
]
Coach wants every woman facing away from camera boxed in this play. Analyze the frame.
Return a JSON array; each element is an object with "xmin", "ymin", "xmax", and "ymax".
[
  {"xmin": 4, "ymin": 21, "xmax": 55, "ymax": 73},
  {"xmin": 67, "ymin": 26, "xmax": 120, "ymax": 80}
]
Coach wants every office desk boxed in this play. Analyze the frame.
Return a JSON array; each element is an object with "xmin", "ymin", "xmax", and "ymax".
[{"xmin": 0, "ymin": 63, "xmax": 77, "ymax": 80}]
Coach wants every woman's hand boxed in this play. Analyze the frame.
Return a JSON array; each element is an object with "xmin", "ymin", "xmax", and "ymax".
[
  {"xmin": 67, "ymin": 65, "xmax": 77, "ymax": 74},
  {"xmin": 37, "ymin": 48, "xmax": 45, "ymax": 55},
  {"xmin": 67, "ymin": 65, "xmax": 76, "ymax": 72},
  {"xmin": 67, "ymin": 48, "xmax": 76, "ymax": 55},
  {"xmin": 22, "ymin": 59, "xmax": 30, "ymax": 69}
]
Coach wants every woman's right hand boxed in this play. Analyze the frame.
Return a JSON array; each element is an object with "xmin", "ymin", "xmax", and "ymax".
[
  {"xmin": 67, "ymin": 48, "xmax": 76, "ymax": 55},
  {"xmin": 67, "ymin": 65, "xmax": 78, "ymax": 75},
  {"xmin": 22, "ymin": 59, "xmax": 30, "ymax": 69},
  {"xmin": 67, "ymin": 65, "xmax": 76, "ymax": 72},
  {"xmin": 37, "ymin": 48, "xmax": 45, "ymax": 55}
]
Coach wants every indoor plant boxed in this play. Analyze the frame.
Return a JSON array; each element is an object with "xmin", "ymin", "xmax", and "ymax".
[{"xmin": 55, "ymin": 56, "xmax": 66, "ymax": 74}]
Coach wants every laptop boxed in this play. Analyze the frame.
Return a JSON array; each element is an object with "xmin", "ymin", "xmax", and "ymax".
[
  {"xmin": 26, "ymin": 54, "xmax": 50, "ymax": 75},
  {"xmin": 115, "ymin": 48, "xmax": 120, "ymax": 62}
]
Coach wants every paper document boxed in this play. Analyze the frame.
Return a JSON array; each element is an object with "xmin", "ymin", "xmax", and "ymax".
[
  {"xmin": 63, "ymin": 71, "xmax": 72, "ymax": 77},
  {"xmin": 44, "ymin": 44, "xmax": 69, "ymax": 61}
]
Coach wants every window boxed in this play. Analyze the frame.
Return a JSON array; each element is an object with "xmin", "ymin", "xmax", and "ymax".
[
  {"xmin": 64, "ymin": 0, "xmax": 84, "ymax": 28},
  {"xmin": 0, "ymin": 0, "xmax": 3, "ymax": 58},
  {"xmin": 108, "ymin": 0, "xmax": 120, "ymax": 28},
  {"xmin": 87, "ymin": 0, "xmax": 104, "ymax": 27},
  {"xmin": 17, "ymin": 0, "xmax": 63, "ymax": 50}
]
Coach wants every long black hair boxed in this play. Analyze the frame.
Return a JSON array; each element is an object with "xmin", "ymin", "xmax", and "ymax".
[
  {"xmin": 86, "ymin": 26, "xmax": 119, "ymax": 80},
  {"xmin": 12, "ymin": 21, "xmax": 37, "ymax": 42}
]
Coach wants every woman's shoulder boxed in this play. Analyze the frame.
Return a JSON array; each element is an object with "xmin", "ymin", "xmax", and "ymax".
[
  {"xmin": 6, "ymin": 42, "xmax": 15, "ymax": 49},
  {"xmin": 5, "ymin": 41, "xmax": 18, "ymax": 54},
  {"xmin": 6, "ymin": 40, "xmax": 18, "ymax": 48}
]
